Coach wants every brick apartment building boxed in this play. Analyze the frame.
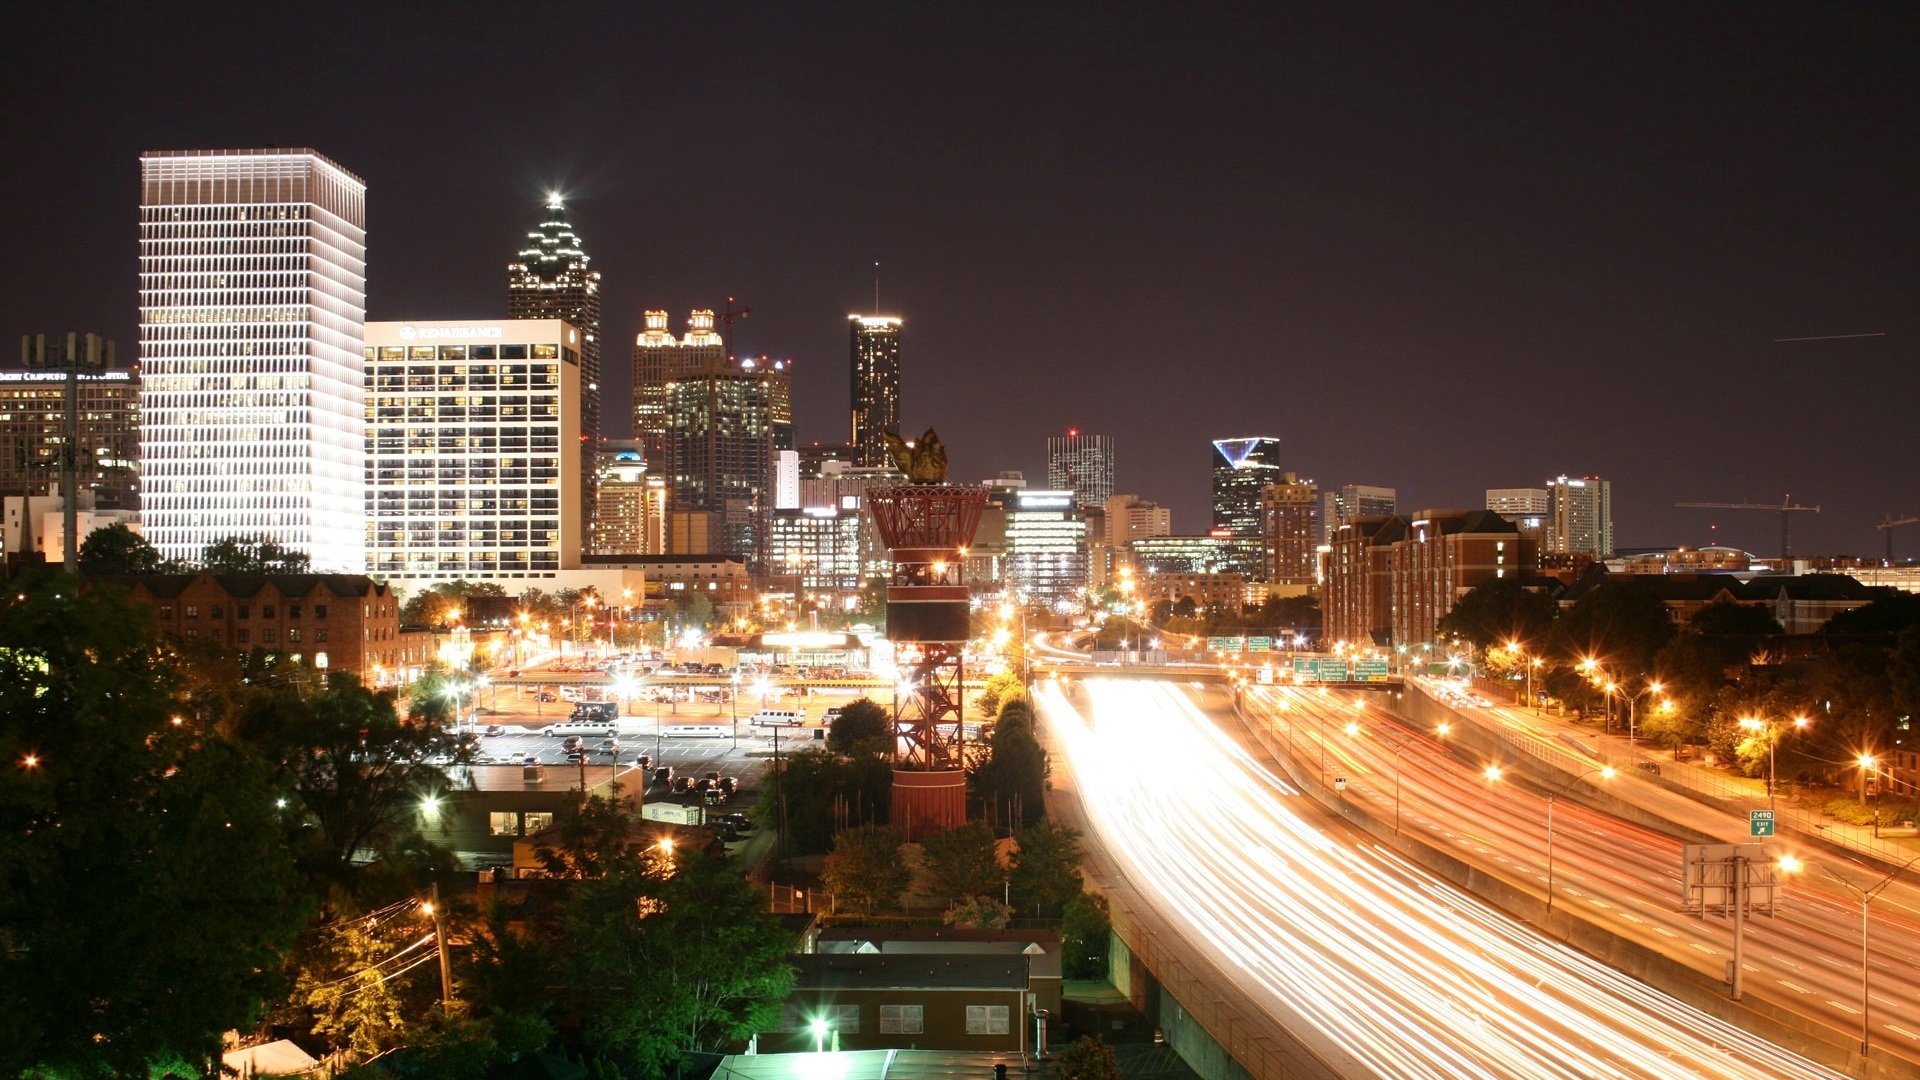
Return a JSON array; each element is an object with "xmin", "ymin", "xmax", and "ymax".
[
  {"xmin": 103, "ymin": 573, "xmax": 433, "ymax": 681},
  {"xmin": 1324, "ymin": 510, "xmax": 1530, "ymax": 649}
]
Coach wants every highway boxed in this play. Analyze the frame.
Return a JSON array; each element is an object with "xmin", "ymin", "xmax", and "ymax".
[
  {"xmin": 1246, "ymin": 683, "xmax": 1920, "ymax": 1068},
  {"xmin": 1042, "ymin": 676, "xmax": 1853, "ymax": 1079}
]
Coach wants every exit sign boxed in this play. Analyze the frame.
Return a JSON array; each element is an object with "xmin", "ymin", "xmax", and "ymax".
[{"xmin": 1749, "ymin": 810, "xmax": 1776, "ymax": 837}]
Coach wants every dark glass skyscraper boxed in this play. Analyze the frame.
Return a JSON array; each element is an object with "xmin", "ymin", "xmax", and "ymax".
[
  {"xmin": 665, "ymin": 353, "xmax": 793, "ymax": 570},
  {"xmin": 849, "ymin": 315, "xmax": 901, "ymax": 467},
  {"xmin": 509, "ymin": 195, "xmax": 602, "ymax": 534},
  {"xmin": 1046, "ymin": 430, "xmax": 1115, "ymax": 508},
  {"xmin": 1211, "ymin": 437, "xmax": 1283, "ymax": 536}
]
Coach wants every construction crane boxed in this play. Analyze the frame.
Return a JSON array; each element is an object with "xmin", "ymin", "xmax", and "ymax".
[
  {"xmin": 717, "ymin": 295, "xmax": 750, "ymax": 360},
  {"xmin": 1878, "ymin": 514, "xmax": 1920, "ymax": 565},
  {"xmin": 1675, "ymin": 496, "xmax": 1820, "ymax": 562}
]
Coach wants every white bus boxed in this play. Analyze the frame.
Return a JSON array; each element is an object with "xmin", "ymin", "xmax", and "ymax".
[{"xmin": 661, "ymin": 724, "xmax": 730, "ymax": 739}]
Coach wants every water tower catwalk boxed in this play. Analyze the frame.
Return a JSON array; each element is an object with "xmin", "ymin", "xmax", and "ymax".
[{"xmin": 870, "ymin": 431, "xmax": 988, "ymax": 840}]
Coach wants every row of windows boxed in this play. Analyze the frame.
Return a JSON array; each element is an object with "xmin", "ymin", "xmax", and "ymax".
[
  {"xmin": 140, "ymin": 204, "xmax": 310, "ymax": 222},
  {"xmin": 366, "ymin": 348, "xmax": 564, "ymax": 363},
  {"xmin": 162, "ymin": 601, "xmax": 329, "ymax": 620}
]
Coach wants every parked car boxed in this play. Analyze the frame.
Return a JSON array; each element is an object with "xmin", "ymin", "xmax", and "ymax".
[
  {"xmin": 636, "ymin": 754, "xmax": 653, "ymax": 771},
  {"xmin": 597, "ymin": 738, "xmax": 620, "ymax": 756},
  {"xmin": 717, "ymin": 776, "xmax": 739, "ymax": 796},
  {"xmin": 673, "ymin": 776, "xmax": 697, "ymax": 794},
  {"xmin": 652, "ymin": 766, "xmax": 674, "ymax": 785},
  {"xmin": 483, "ymin": 724, "xmax": 508, "ymax": 737},
  {"xmin": 703, "ymin": 788, "xmax": 728, "ymax": 806},
  {"xmin": 565, "ymin": 751, "xmax": 585, "ymax": 763},
  {"xmin": 533, "ymin": 690, "xmax": 558, "ymax": 702},
  {"xmin": 560, "ymin": 735, "xmax": 584, "ymax": 752},
  {"xmin": 718, "ymin": 811, "xmax": 754, "ymax": 831}
]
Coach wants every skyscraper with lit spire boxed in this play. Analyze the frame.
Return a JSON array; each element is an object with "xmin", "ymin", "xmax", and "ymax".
[{"xmin": 509, "ymin": 194, "xmax": 602, "ymax": 533}]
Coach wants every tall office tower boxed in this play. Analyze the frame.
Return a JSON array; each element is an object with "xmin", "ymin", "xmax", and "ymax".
[
  {"xmin": 1261, "ymin": 473, "xmax": 1320, "ymax": 588},
  {"xmin": 5, "ymin": 335, "xmax": 140, "ymax": 509},
  {"xmin": 1322, "ymin": 483, "xmax": 1396, "ymax": 544},
  {"xmin": 632, "ymin": 309, "xmax": 724, "ymax": 461},
  {"xmin": 1046, "ymin": 430, "xmax": 1115, "ymax": 508},
  {"xmin": 364, "ymin": 320, "xmax": 582, "ymax": 588},
  {"xmin": 849, "ymin": 315, "xmax": 902, "ymax": 467},
  {"xmin": 1546, "ymin": 475, "xmax": 1613, "ymax": 557},
  {"xmin": 1005, "ymin": 489, "xmax": 1089, "ymax": 600},
  {"xmin": 664, "ymin": 351, "xmax": 793, "ymax": 569},
  {"xmin": 508, "ymin": 195, "xmax": 601, "ymax": 536},
  {"xmin": 139, "ymin": 148, "xmax": 367, "ymax": 571},
  {"xmin": 1103, "ymin": 494, "xmax": 1171, "ymax": 549},
  {"xmin": 1210, "ymin": 436, "xmax": 1282, "ymax": 580},
  {"xmin": 1486, "ymin": 487, "xmax": 1550, "ymax": 519},
  {"xmin": 591, "ymin": 441, "xmax": 666, "ymax": 556}
]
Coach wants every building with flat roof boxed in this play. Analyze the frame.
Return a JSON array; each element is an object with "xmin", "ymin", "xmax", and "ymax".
[
  {"xmin": 1323, "ymin": 484, "xmax": 1395, "ymax": 545},
  {"xmin": 1547, "ymin": 475, "xmax": 1613, "ymax": 557},
  {"xmin": 632, "ymin": 310, "xmax": 723, "ymax": 462},
  {"xmin": 591, "ymin": 445, "xmax": 666, "ymax": 556},
  {"xmin": 363, "ymin": 319, "xmax": 582, "ymax": 590},
  {"xmin": 848, "ymin": 315, "xmax": 902, "ymax": 468},
  {"xmin": 1005, "ymin": 489, "xmax": 1087, "ymax": 601},
  {"xmin": 1261, "ymin": 473, "xmax": 1319, "ymax": 589},
  {"xmin": 1046, "ymin": 430, "xmax": 1114, "ymax": 508},
  {"xmin": 663, "ymin": 349, "xmax": 793, "ymax": 571},
  {"xmin": 1486, "ymin": 487, "xmax": 1549, "ymax": 518},
  {"xmin": 139, "ymin": 148, "xmax": 366, "ymax": 570},
  {"xmin": 5, "ymin": 334, "xmax": 139, "ymax": 511}
]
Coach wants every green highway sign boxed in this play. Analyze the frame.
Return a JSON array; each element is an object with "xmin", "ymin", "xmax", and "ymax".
[
  {"xmin": 1319, "ymin": 659, "xmax": 1350, "ymax": 682},
  {"xmin": 1248, "ymin": 636, "xmax": 1273, "ymax": 651},
  {"xmin": 1207, "ymin": 636, "xmax": 1244, "ymax": 653},
  {"xmin": 1354, "ymin": 658, "xmax": 1391, "ymax": 682},
  {"xmin": 1749, "ymin": 810, "xmax": 1776, "ymax": 837}
]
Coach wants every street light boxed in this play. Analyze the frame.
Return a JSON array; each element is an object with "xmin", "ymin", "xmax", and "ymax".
[
  {"xmin": 1505, "ymin": 639, "xmax": 1536, "ymax": 709},
  {"xmin": 1487, "ymin": 763, "xmax": 1616, "ymax": 912},
  {"xmin": 1737, "ymin": 715, "xmax": 1808, "ymax": 813},
  {"xmin": 1600, "ymin": 677, "xmax": 1663, "ymax": 745},
  {"xmin": 1818, "ymin": 855, "xmax": 1920, "ymax": 1054}
]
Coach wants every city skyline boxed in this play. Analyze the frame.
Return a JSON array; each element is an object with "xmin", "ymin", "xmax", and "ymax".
[{"xmin": 3, "ymin": 6, "xmax": 1913, "ymax": 557}]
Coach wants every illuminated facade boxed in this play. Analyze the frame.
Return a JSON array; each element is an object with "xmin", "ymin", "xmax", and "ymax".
[
  {"xmin": 1005, "ymin": 489, "xmax": 1088, "ymax": 600},
  {"xmin": 1546, "ymin": 475, "xmax": 1613, "ymax": 557},
  {"xmin": 1130, "ymin": 533, "xmax": 1260, "ymax": 576},
  {"xmin": 664, "ymin": 351, "xmax": 793, "ymax": 570},
  {"xmin": 592, "ymin": 443, "xmax": 666, "ymax": 556},
  {"xmin": 849, "ymin": 315, "xmax": 902, "ymax": 467},
  {"xmin": 139, "ymin": 148, "xmax": 367, "ymax": 571},
  {"xmin": 632, "ymin": 309, "xmax": 723, "ymax": 461},
  {"xmin": 1046, "ymin": 430, "xmax": 1115, "ymax": 508},
  {"xmin": 1322, "ymin": 484, "xmax": 1395, "ymax": 545},
  {"xmin": 508, "ymin": 196, "xmax": 601, "ymax": 535},
  {"xmin": 1103, "ymin": 494, "xmax": 1171, "ymax": 549},
  {"xmin": 769, "ymin": 506, "xmax": 864, "ymax": 592},
  {"xmin": 1388, "ymin": 510, "xmax": 1523, "ymax": 646},
  {"xmin": 363, "ymin": 320, "xmax": 581, "ymax": 588},
  {"xmin": 1211, "ymin": 436, "xmax": 1282, "ymax": 579},
  {"xmin": 3, "ymin": 334, "xmax": 140, "ymax": 510},
  {"xmin": 1260, "ymin": 473, "xmax": 1319, "ymax": 588}
]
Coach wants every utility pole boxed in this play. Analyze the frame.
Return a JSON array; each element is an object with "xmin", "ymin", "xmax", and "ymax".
[{"xmin": 429, "ymin": 883, "xmax": 454, "ymax": 1009}]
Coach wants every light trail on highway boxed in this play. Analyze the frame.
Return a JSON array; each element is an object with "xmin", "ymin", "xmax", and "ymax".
[{"xmin": 1042, "ymin": 677, "xmax": 1853, "ymax": 1079}]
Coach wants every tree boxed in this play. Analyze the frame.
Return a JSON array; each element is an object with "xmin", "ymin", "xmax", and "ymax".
[
  {"xmin": 1061, "ymin": 893, "xmax": 1112, "ymax": 978},
  {"xmin": 199, "ymin": 534, "xmax": 313, "ymax": 574},
  {"xmin": 1552, "ymin": 581, "xmax": 1676, "ymax": 678},
  {"xmin": 827, "ymin": 697, "xmax": 891, "ymax": 755},
  {"xmin": 974, "ymin": 670, "xmax": 1025, "ymax": 719},
  {"xmin": 0, "ymin": 573, "xmax": 306, "ymax": 1076},
  {"xmin": 1056, "ymin": 1036, "xmax": 1122, "ymax": 1080},
  {"xmin": 77, "ymin": 521, "xmax": 168, "ymax": 574},
  {"xmin": 1008, "ymin": 818, "xmax": 1085, "ymax": 915},
  {"xmin": 294, "ymin": 907, "xmax": 436, "ymax": 1057},
  {"xmin": 1647, "ymin": 634, "xmax": 1725, "ymax": 752},
  {"xmin": 1821, "ymin": 590, "xmax": 1920, "ymax": 642},
  {"xmin": 1435, "ymin": 577, "xmax": 1556, "ymax": 652},
  {"xmin": 919, "ymin": 821, "xmax": 1005, "ymax": 903},
  {"xmin": 822, "ymin": 824, "xmax": 910, "ymax": 911},
  {"xmin": 944, "ymin": 895, "xmax": 1013, "ymax": 929},
  {"xmin": 228, "ymin": 672, "xmax": 455, "ymax": 893},
  {"xmin": 975, "ymin": 697, "xmax": 1046, "ymax": 828},
  {"xmin": 565, "ymin": 849, "xmax": 796, "ymax": 1076}
]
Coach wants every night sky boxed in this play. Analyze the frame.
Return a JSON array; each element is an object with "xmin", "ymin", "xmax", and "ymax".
[{"xmin": 4, "ymin": 4, "xmax": 1914, "ymax": 557}]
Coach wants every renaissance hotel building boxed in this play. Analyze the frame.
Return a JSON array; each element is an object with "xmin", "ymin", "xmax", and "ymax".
[
  {"xmin": 138, "ymin": 148, "xmax": 368, "ymax": 571},
  {"xmin": 362, "ymin": 320, "xmax": 582, "ymax": 590}
]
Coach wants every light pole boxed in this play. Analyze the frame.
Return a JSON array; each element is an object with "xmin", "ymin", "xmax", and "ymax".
[
  {"xmin": 1601, "ymin": 678, "xmax": 1663, "ymax": 746},
  {"xmin": 730, "ymin": 670, "xmax": 741, "ymax": 750},
  {"xmin": 1819, "ymin": 855, "xmax": 1920, "ymax": 1054},
  {"xmin": 1488, "ymin": 763, "xmax": 1615, "ymax": 912},
  {"xmin": 1738, "ymin": 715, "xmax": 1807, "ymax": 813}
]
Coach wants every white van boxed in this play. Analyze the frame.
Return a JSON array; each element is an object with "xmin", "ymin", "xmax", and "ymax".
[
  {"xmin": 540, "ymin": 719, "xmax": 617, "ymax": 738},
  {"xmin": 661, "ymin": 724, "xmax": 729, "ymax": 739},
  {"xmin": 750, "ymin": 709, "xmax": 803, "ymax": 728}
]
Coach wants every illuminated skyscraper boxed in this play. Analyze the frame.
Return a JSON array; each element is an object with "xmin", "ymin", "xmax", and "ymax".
[
  {"xmin": 1546, "ymin": 475, "xmax": 1613, "ymax": 557},
  {"xmin": 139, "ymin": 148, "xmax": 366, "ymax": 570},
  {"xmin": 1046, "ymin": 430, "xmax": 1115, "ymax": 508},
  {"xmin": 509, "ymin": 195, "xmax": 601, "ymax": 534},
  {"xmin": 632, "ymin": 310, "xmax": 723, "ymax": 461},
  {"xmin": 849, "ymin": 315, "xmax": 902, "ymax": 467},
  {"xmin": 1261, "ymin": 473, "xmax": 1319, "ymax": 588},
  {"xmin": 363, "ymin": 320, "xmax": 582, "ymax": 589},
  {"xmin": 5, "ymin": 334, "xmax": 140, "ymax": 510},
  {"xmin": 1210, "ymin": 437, "xmax": 1283, "ymax": 581},
  {"xmin": 664, "ymin": 352, "xmax": 793, "ymax": 569}
]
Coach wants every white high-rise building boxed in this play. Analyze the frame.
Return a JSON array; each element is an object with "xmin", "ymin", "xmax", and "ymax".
[
  {"xmin": 139, "ymin": 149, "xmax": 367, "ymax": 570},
  {"xmin": 1486, "ymin": 487, "xmax": 1550, "ymax": 518},
  {"xmin": 1547, "ymin": 475, "xmax": 1613, "ymax": 557},
  {"xmin": 363, "ymin": 320, "xmax": 582, "ymax": 589}
]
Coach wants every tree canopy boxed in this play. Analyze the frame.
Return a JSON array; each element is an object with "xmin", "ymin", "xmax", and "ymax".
[
  {"xmin": 0, "ymin": 573, "xmax": 307, "ymax": 1076},
  {"xmin": 827, "ymin": 696, "xmax": 891, "ymax": 755},
  {"xmin": 1436, "ymin": 577, "xmax": 1557, "ymax": 652},
  {"xmin": 918, "ymin": 821, "xmax": 1005, "ymax": 903},
  {"xmin": 822, "ymin": 824, "xmax": 910, "ymax": 911},
  {"xmin": 77, "ymin": 521, "xmax": 171, "ymax": 574},
  {"xmin": 199, "ymin": 534, "xmax": 313, "ymax": 574}
]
